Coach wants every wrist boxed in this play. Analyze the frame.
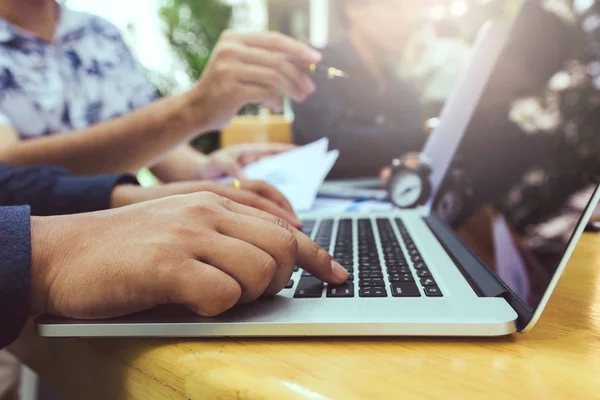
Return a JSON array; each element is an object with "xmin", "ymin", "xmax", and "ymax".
[
  {"xmin": 180, "ymin": 88, "xmax": 211, "ymax": 134},
  {"xmin": 30, "ymin": 217, "xmax": 55, "ymax": 315},
  {"xmin": 111, "ymin": 184, "xmax": 144, "ymax": 208}
]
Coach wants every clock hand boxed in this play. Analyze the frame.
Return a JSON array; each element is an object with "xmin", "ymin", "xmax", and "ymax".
[{"xmin": 400, "ymin": 186, "xmax": 418, "ymax": 196}]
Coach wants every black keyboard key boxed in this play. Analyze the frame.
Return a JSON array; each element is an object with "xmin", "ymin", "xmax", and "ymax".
[
  {"xmin": 348, "ymin": 273, "xmax": 354, "ymax": 281},
  {"xmin": 301, "ymin": 271, "xmax": 313, "ymax": 277},
  {"xmin": 359, "ymin": 278, "xmax": 384, "ymax": 287},
  {"xmin": 294, "ymin": 277, "xmax": 324, "ymax": 298},
  {"xmin": 388, "ymin": 267, "xmax": 409, "ymax": 274},
  {"xmin": 413, "ymin": 262, "xmax": 427, "ymax": 270},
  {"xmin": 359, "ymin": 271, "xmax": 383, "ymax": 279},
  {"xmin": 420, "ymin": 277, "xmax": 437, "ymax": 286},
  {"xmin": 285, "ymin": 280, "xmax": 294, "ymax": 289},
  {"xmin": 293, "ymin": 265, "xmax": 299, "ymax": 272},
  {"xmin": 301, "ymin": 220, "xmax": 315, "ymax": 236},
  {"xmin": 359, "ymin": 287, "xmax": 387, "ymax": 297},
  {"xmin": 425, "ymin": 286, "xmax": 443, "ymax": 297},
  {"xmin": 389, "ymin": 273, "xmax": 414, "ymax": 283},
  {"xmin": 411, "ymin": 255, "xmax": 422, "ymax": 263},
  {"xmin": 327, "ymin": 283, "xmax": 355, "ymax": 298},
  {"xmin": 417, "ymin": 269, "xmax": 432, "ymax": 278},
  {"xmin": 391, "ymin": 282, "xmax": 421, "ymax": 297},
  {"xmin": 385, "ymin": 260, "xmax": 408, "ymax": 268},
  {"xmin": 358, "ymin": 266, "xmax": 380, "ymax": 272}
]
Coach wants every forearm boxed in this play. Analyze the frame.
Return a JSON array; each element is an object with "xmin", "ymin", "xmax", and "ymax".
[
  {"xmin": 0, "ymin": 92, "xmax": 206, "ymax": 175},
  {"xmin": 150, "ymin": 144, "xmax": 208, "ymax": 183}
]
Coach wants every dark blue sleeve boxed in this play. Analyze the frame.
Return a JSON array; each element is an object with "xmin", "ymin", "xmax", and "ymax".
[
  {"xmin": 0, "ymin": 206, "xmax": 31, "ymax": 349},
  {"xmin": 0, "ymin": 163, "xmax": 138, "ymax": 216}
]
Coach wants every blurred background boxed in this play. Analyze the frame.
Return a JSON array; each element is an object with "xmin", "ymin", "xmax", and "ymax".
[
  {"xmin": 58, "ymin": 0, "xmax": 526, "ymax": 148},
  {"xmin": 57, "ymin": 0, "xmax": 599, "ymax": 201}
]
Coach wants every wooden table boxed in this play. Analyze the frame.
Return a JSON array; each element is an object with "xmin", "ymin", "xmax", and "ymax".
[{"xmin": 9, "ymin": 234, "xmax": 600, "ymax": 400}]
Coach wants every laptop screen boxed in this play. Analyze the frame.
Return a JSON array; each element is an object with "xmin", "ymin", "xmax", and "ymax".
[{"xmin": 432, "ymin": 0, "xmax": 600, "ymax": 310}]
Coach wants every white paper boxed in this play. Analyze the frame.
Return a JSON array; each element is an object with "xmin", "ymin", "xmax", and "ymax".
[{"xmin": 228, "ymin": 138, "xmax": 339, "ymax": 211}]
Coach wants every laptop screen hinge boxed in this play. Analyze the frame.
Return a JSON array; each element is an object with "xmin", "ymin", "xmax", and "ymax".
[{"xmin": 424, "ymin": 214, "xmax": 509, "ymax": 298}]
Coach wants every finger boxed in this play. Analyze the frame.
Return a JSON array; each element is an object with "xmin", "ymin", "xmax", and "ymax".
[
  {"xmin": 240, "ymin": 180, "xmax": 296, "ymax": 215},
  {"xmin": 211, "ymin": 219, "xmax": 296, "ymax": 301},
  {"xmin": 235, "ymin": 64, "xmax": 306, "ymax": 102},
  {"xmin": 230, "ymin": 31, "xmax": 322, "ymax": 63},
  {"xmin": 236, "ymin": 46, "xmax": 315, "ymax": 93},
  {"xmin": 205, "ymin": 183, "xmax": 301, "ymax": 227},
  {"xmin": 380, "ymin": 167, "xmax": 392, "ymax": 184},
  {"xmin": 163, "ymin": 259, "xmax": 242, "ymax": 317},
  {"xmin": 223, "ymin": 200, "xmax": 348, "ymax": 284},
  {"xmin": 237, "ymin": 84, "xmax": 283, "ymax": 113},
  {"xmin": 221, "ymin": 160, "xmax": 245, "ymax": 179}
]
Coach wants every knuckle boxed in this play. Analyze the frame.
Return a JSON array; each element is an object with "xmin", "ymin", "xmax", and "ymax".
[
  {"xmin": 213, "ymin": 62, "xmax": 231, "ymax": 77},
  {"xmin": 201, "ymin": 281, "xmax": 242, "ymax": 317},
  {"xmin": 268, "ymin": 31, "xmax": 286, "ymax": 44},
  {"xmin": 217, "ymin": 194, "xmax": 235, "ymax": 211},
  {"xmin": 261, "ymin": 253, "xmax": 279, "ymax": 277},
  {"xmin": 185, "ymin": 193, "xmax": 225, "ymax": 217},
  {"xmin": 220, "ymin": 29, "xmax": 234, "ymax": 40},
  {"xmin": 314, "ymin": 243, "xmax": 331, "ymax": 264},
  {"xmin": 272, "ymin": 216, "xmax": 292, "ymax": 232},
  {"xmin": 215, "ymin": 43, "xmax": 238, "ymax": 59},
  {"xmin": 279, "ymin": 230, "xmax": 298, "ymax": 254}
]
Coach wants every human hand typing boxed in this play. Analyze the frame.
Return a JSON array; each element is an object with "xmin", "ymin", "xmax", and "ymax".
[{"xmin": 29, "ymin": 193, "xmax": 347, "ymax": 319}]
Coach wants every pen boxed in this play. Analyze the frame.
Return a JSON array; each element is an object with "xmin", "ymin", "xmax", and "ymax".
[{"xmin": 308, "ymin": 63, "xmax": 349, "ymax": 79}]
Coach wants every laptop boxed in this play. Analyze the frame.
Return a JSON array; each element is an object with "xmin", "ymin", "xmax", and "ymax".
[{"xmin": 37, "ymin": 1, "xmax": 600, "ymax": 337}]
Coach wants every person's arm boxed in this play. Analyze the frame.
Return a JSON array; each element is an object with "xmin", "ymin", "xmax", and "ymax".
[
  {"xmin": 0, "ymin": 92, "xmax": 202, "ymax": 175},
  {"xmin": 0, "ymin": 206, "xmax": 31, "ymax": 349},
  {"xmin": 150, "ymin": 144, "xmax": 208, "ymax": 183},
  {"xmin": 0, "ymin": 163, "xmax": 138, "ymax": 216},
  {"xmin": 0, "ymin": 31, "xmax": 320, "ymax": 176}
]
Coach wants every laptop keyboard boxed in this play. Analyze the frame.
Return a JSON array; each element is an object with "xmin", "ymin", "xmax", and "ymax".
[{"xmin": 291, "ymin": 218, "xmax": 444, "ymax": 299}]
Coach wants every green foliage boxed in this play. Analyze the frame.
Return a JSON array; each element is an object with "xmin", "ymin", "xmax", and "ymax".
[
  {"xmin": 159, "ymin": 0, "xmax": 233, "ymax": 153},
  {"xmin": 160, "ymin": 0, "xmax": 232, "ymax": 82}
]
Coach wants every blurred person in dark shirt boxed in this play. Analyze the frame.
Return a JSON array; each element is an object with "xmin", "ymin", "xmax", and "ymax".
[{"xmin": 293, "ymin": 0, "xmax": 426, "ymax": 179}]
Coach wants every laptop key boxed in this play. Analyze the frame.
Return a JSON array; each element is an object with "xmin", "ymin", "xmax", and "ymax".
[
  {"xmin": 294, "ymin": 277, "xmax": 324, "ymax": 298},
  {"xmin": 359, "ymin": 278, "xmax": 384, "ymax": 287},
  {"xmin": 425, "ymin": 286, "xmax": 443, "ymax": 297},
  {"xmin": 417, "ymin": 269, "xmax": 432, "ymax": 278},
  {"xmin": 391, "ymin": 282, "xmax": 421, "ymax": 297},
  {"xmin": 388, "ymin": 273, "xmax": 414, "ymax": 283},
  {"xmin": 293, "ymin": 265, "xmax": 299, "ymax": 272},
  {"xmin": 359, "ymin": 287, "xmax": 388, "ymax": 297},
  {"xmin": 348, "ymin": 273, "xmax": 354, "ymax": 281},
  {"xmin": 327, "ymin": 283, "xmax": 355, "ymax": 298},
  {"xmin": 387, "ymin": 266, "xmax": 411, "ymax": 274},
  {"xmin": 420, "ymin": 277, "xmax": 437, "ymax": 286},
  {"xmin": 359, "ymin": 272, "xmax": 383, "ymax": 279},
  {"xmin": 285, "ymin": 280, "xmax": 294, "ymax": 289},
  {"xmin": 413, "ymin": 262, "xmax": 427, "ymax": 270},
  {"xmin": 301, "ymin": 271, "xmax": 313, "ymax": 277}
]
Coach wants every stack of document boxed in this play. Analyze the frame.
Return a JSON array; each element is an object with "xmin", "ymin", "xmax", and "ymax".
[{"xmin": 239, "ymin": 138, "xmax": 339, "ymax": 211}]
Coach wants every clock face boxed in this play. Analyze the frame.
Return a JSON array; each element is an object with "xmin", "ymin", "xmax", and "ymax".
[{"xmin": 389, "ymin": 171, "xmax": 423, "ymax": 208}]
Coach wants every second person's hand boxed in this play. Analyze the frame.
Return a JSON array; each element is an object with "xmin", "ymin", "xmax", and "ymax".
[
  {"xmin": 111, "ymin": 179, "xmax": 301, "ymax": 228},
  {"xmin": 187, "ymin": 31, "xmax": 321, "ymax": 132}
]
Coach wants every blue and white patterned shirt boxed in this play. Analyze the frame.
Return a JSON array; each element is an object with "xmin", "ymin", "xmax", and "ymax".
[{"xmin": 0, "ymin": 4, "xmax": 157, "ymax": 139}]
